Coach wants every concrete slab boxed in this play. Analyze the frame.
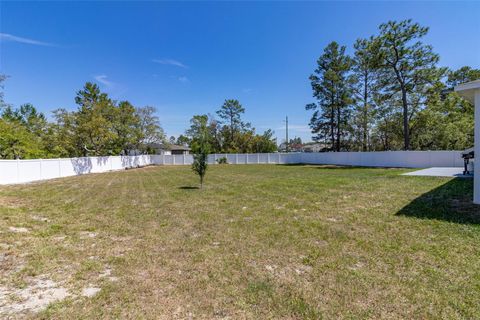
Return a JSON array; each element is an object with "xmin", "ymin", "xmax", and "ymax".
[{"xmin": 402, "ymin": 167, "xmax": 473, "ymax": 178}]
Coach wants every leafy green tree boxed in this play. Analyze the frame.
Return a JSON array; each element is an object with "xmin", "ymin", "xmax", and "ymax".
[
  {"xmin": 189, "ymin": 115, "xmax": 211, "ymax": 188},
  {"xmin": 0, "ymin": 80, "xmax": 167, "ymax": 158},
  {"xmin": 371, "ymin": 100, "xmax": 404, "ymax": 151},
  {"xmin": 176, "ymin": 134, "xmax": 190, "ymax": 146},
  {"xmin": 374, "ymin": 19, "xmax": 444, "ymax": 150},
  {"xmin": 207, "ymin": 116, "xmax": 223, "ymax": 153},
  {"xmin": 0, "ymin": 103, "xmax": 50, "ymax": 159},
  {"xmin": 135, "ymin": 106, "xmax": 165, "ymax": 151},
  {"xmin": 410, "ymin": 79, "xmax": 474, "ymax": 150},
  {"xmin": 446, "ymin": 66, "xmax": 480, "ymax": 87},
  {"xmin": 306, "ymin": 41, "xmax": 353, "ymax": 151},
  {"xmin": 51, "ymin": 108, "xmax": 82, "ymax": 157},
  {"xmin": 184, "ymin": 103, "xmax": 276, "ymax": 154},
  {"xmin": 2, "ymin": 104, "xmax": 48, "ymax": 137},
  {"xmin": 74, "ymin": 82, "xmax": 117, "ymax": 156},
  {"xmin": 186, "ymin": 114, "xmax": 225, "ymax": 152},
  {"xmin": 0, "ymin": 77, "xmax": 46, "ymax": 159},
  {"xmin": 251, "ymin": 129, "xmax": 277, "ymax": 153},
  {"xmin": 216, "ymin": 99, "xmax": 250, "ymax": 151},
  {"xmin": 0, "ymin": 117, "xmax": 45, "ymax": 159},
  {"xmin": 113, "ymin": 101, "xmax": 142, "ymax": 155},
  {"xmin": 187, "ymin": 115, "xmax": 211, "ymax": 146}
]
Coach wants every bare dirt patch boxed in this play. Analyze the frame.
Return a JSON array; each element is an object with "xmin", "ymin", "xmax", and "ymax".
[
  {"xmin": 79, "ymin": 231, "xmax": 97, "ymax": 239},
  {"xmin": 0, "ymin": 196, "xmax": 28, "ymax": 209},
  {"xmin": 81, "ymin": 286, "xmax": 101, "ymax": 298},
  {"xmin": 31, "ymin": 215, "xmax": 50, "ymax": 223},
  {"xmin": 8, "ymin": 226, "xmax": 30, "ymax": 233},
  {"xmin": 0, "ymin": 277, "xmax": 70, "ymax": 316}
]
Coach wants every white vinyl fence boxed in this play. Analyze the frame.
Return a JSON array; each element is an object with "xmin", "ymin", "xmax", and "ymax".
[
  {"xmin": 298, "ymin": 151, "xmax": 465, "ymax": 168},
  {"xmin": 0, "ymin": 155, "xmax": 158, "ymax": 185},
  {"xmin": 0, "ymin": 151, "xmax": 464, "ymax": 185}
]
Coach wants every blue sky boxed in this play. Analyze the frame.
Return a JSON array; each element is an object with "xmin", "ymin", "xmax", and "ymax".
[{"xmin": 1, "ymin": 1, "xmax": 479, "ymax": 142}]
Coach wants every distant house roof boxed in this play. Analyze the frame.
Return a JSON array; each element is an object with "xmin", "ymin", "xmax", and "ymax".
[
  {"xmin": 147, "ymin": 143, "xmax": 190, "ymax": 151},
  {"xmin": 169, "ymin": 144, "xmax": 191, "ymax": 151},
  {"xmin": 455, "ymin": 79, "xmax": 480, "ymax": 103}
]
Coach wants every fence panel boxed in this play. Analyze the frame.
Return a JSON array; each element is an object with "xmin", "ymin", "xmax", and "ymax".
[
  {"xmin": 163, "ymin": 155, "xmax": 174, "ymax": 165},
  {"xmin": 18, "ymin": 160, "xmax": 42, "ymax": 183},
  {"xmin": 40, "ymin": 159, "xmax": 62, "ymax": 180},
  {"xmin": 184, "ymin": 155, "xmax": 194, "ymax": 165},
  {"xmin": 235, "ymin": 154, "xmax": 246, "ymax": 164},
  {"xmin": 0, "ymin": 161, "xmax": 19, "ymax": 184},
  {"xmin": 226, "ymin": 154, "xmax": 237, "ymax": 164},
  {"xmin": 257, "ymin": 153, "xmax": 268, "ymax": 164},
  {"xmin": 246, "ymin": 154, "xmax": 256, "ymax": 164},
  {"xmin": 173, "ymin": 155, "xmax": 185, "ymax": 165}
]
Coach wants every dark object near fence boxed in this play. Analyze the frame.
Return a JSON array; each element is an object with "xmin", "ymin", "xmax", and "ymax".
[
  {"xmin": 216, "ymin": 157, "xmax": 228, "ymax": 164},
  {"xmin": 462, "ymin": 147, "xmax": 474, "ymax": 175}
]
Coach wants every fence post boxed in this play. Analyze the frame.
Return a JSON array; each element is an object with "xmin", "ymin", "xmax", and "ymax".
[
  {"xmin": 236, "ymin": 153, "xmax": 238, "ymax": 164},
  {"xmin": 267, "ymin": 153, "xmax": 270, "ymax": 164},
  {"xmin": 214, "ymin": 153, "xmax": 217, "ymax": 164},
  {"xmin": 257, "ymin": 153, "xmax": 260, "ymax": 164},
  {"xmin": 246, "ymin": 153, "xmax": 248, "ymax": 164},
  {"xmin": 39, "ymin": 159, "xmax": 43, "ymax": 179},
  {"xmin": 58, "ymin": 159, "xmax": 62, "ymax": 178},
  {"xmin": 183, "ymin": 154, "xmax": 186, "ymax": 165}
]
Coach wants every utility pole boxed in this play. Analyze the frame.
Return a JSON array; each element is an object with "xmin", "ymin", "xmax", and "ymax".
[{"xmin": 285, "ymin": 115, "xmax": 289, "ymax": 153}]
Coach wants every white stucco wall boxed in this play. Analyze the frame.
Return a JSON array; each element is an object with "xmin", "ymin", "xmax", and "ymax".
[{"xmin": 455, "ymin": 80, "xmax": 480, "ymax": 204}]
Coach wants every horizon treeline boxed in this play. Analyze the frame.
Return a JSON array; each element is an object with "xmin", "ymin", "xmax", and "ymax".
[
  {"xmin": 306, "ymin": 19, "xmax": 480, "ymax": 152},
  {"xmin": 173, "ymin": 99, "xmax": 278, "ymax": 154},
  {"xmin": 0, "ymin": 80, "xmax": 166, "ymax": 159},
  {"xmin": 0, "ymin": 79, "xmax": 277, "ymax": 159}
]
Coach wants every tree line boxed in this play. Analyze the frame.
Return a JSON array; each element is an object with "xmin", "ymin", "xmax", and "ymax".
[
  {"xmin": 0, "ymin": 79, "xmax": 277, "ymax": 159},
  {"xmin": 173, "ymin": 99, "xmax": 277, "ymax": 154},
  {"xmin": 186, "ymin": 100, "xmax": 278, "ymax": 188},
  {"xmin": 306, "ymin": 19, "xmax": 480, "ymax": 151},
  {"xmin": 0, "ymin": 80, "xmax": 165, "ymax": 159}
]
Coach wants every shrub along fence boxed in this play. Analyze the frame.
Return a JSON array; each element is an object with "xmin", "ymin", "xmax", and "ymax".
[{"xmin": 0, "ymin": 151, "xmax": 463, "ymax": 185}]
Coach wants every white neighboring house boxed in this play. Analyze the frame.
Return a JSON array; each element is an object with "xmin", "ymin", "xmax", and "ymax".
[
  {"xmin": 302, "ymin": 143, "xmax": 327, "ymax": 153},
  {"xmin": 147, "ymin": 143, "xmax": 191, "ymax": 155}
]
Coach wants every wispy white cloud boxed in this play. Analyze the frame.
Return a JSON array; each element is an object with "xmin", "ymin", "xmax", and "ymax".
[
  {"xmin": 242, "ymin": 88, "xmax": 253, "ymax": 94},
  {"xmin": 178, "ymin": 76, "xmax": 189, "ymax": 83},
  {"xmin": 0, "ymin": 33, "xmax": 55, "ymax": 46},
  {"xmin": 152, "ymin": 58, "xmax": 187, "ymax": 68},
  {"xmin": 94, "ymin": 75, "xmax": 114, "ymax": 88}
]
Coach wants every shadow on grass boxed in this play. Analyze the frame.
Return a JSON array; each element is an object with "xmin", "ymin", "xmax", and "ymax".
[
  {"xmin": 179, "ymin": 186, "xmax": 200, "ymax": 190},
  {"xmin": 397, "ymin": 178, "xmax": 480, "ymax": 225}
]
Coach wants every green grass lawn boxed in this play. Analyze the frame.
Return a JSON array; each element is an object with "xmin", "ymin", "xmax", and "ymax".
[{"xmin": 1, "ymin": 164, "xmax": 479, "ymax": 319}]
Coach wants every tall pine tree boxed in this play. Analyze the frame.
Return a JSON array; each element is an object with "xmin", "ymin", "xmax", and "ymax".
[
  {"xmin": 374, "ymin": 19, "xmax": 443, "ymax": 150},
  {"xmin": 306, "ymin": 42, "xmax": 353, "ymax": 151},
  {"xmin": 351, "ymin": 38, "xmax": 380, "ymax": 151}
]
